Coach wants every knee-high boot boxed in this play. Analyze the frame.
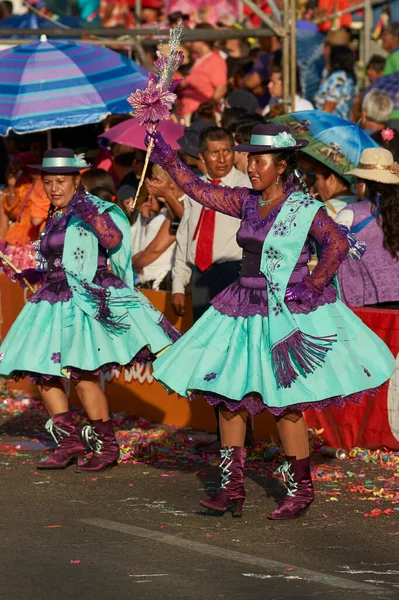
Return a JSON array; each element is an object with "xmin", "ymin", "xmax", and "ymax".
[
  {"xmin": 37, "ymin": 411, "xmax": 86, "ymax": 469},
  {"xmin": 75, "ymin": 419, "xmax": 120, "ymax": 473},
  {"xmin": 267, "ymin": 456, "xmax": 314, "ymax": 520},
  {"xmin": 200, "ymin": 446, "xmax": 246, "ymax": 517}
]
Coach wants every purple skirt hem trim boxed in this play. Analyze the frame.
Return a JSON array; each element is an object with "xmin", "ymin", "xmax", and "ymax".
[
  {"xmin": 10, "ymin": 348, "xmax": 156, "ymax": 385},
  {"xmin": 189, "ymin": 388, "xmax": 376, "ymax": 416}
]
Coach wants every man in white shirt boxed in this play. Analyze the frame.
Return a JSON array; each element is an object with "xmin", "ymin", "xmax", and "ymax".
[
  {"xmin": 172, "ymin": 126, "xmax": 252, "ymax": 451},
  {"xmin": 171, "ymin": 126, "xmax": 250, "ymax": 320}
]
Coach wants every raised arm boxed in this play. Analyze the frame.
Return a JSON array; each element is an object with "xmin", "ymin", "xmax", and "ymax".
[{"xmin": 149, "ymin": 132, "xmax": 249, "ymax": 218}]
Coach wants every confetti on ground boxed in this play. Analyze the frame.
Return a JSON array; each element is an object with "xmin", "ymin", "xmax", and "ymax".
[{"xmin": 1, "ymin": 382, "xmax": 398, "ymax": 515}]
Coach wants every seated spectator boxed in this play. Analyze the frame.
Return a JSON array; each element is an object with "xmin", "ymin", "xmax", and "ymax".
[
  {"xmin": 242, "ymin": 35, "xmax": 281, "ymax": 108},
  {"xmin": 229, "ymin": 57, "xmax": 256, "ymax": 92},
  {"xmin": 81, "ymin": 168, "xmax": 116, "ymax": 197},
  {"xmin": 337, "ymin": 148, "xmax": 399, "ymax": 308},
  {"xmin": 1, "ymin": 168, "xmax": 48, "ymax": 269},
  {"xmin": 145, "ymin": 164, "xmax": 183, "ymax": 221},
  {"xmin": 226, "ymin": 90, "xmax": 259, "ymax": 115},
  {"xmin": 176, "ymin": 120, "xmax": 210, "ymax": 177},
  {"xmin": 219, "ymin": 27, "xmax": 250, "ymax": 80},
  {"xmin": 77, "ymin": 0, "xmax": 100, "ymax": 22},
  {"xmin": 94, "ymin": 114, "xmax": 131, "ymax": 185},
  {"xmin": 99, "ymin": 0, "xmax": 134, "ymax": 28},
  {"xmin": 262, "ymin": 63, "xmax": 314, "ymax": 117},
  {"xmin": 382, "ymin": 22, "xmax": 399, "ymax": 75},
  {"xmin": 110, "ymin": 144, "xmax": 140, "ymax": 201},
  {"xmin": 366, "ymin": 54, "xmax": 386, "ymax": 83},
  {"xmin": 90, "ymin": 186, "xmax": 114, "ymax": 202},
  {"xmin": 297, "ymin": 154, "xmax": 357, "ymax": 218},
  {"xmin": 190, "ymin": 102, "xmax": 218, "ymax": 127},
  {"xmin": 132, "ymin": 187, "xmax": 176, "ymax": 290},
  {"xmin": 140, "ymin": 0, "xmax": 163, "ymax": 26},
  {"xmin": 314, "ymin": 45, "xmax": 357, "ymax": 120},
  {"xmin": 360, "ymin": 89, "xmax": 394, "ymax": 136},
  {"xmin": 233, "ymin": 121, "xmax": 260, "ymax": 174},
  {"xmin": 221, "ymin": 107, "xmax": 249, "ymax": 130},
  {"xmin": 0, "ymin": 1, "xmax": 12, "ymax": 19},
  {"xmin": 177, "ymin": 24, "xmax": 228, "ymax": 123}
]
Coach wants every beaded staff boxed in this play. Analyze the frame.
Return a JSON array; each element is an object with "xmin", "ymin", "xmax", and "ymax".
[
  {"xmin": 0, "ymin": 250, "xmax": 35, "ymax": 294},
  {"xmin": 127, "ymin": 21, "xmax": 184, "ymax": 208}
]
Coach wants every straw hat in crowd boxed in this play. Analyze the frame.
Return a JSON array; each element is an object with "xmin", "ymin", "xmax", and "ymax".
[{"xmin": 346, "ymin": 148, "xmax": 399, "ymax": 185}]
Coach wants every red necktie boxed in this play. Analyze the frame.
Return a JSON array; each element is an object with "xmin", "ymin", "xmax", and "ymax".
[{"xmin": 194, "ymin": 179, "xmax": 221, "ymax": 272}]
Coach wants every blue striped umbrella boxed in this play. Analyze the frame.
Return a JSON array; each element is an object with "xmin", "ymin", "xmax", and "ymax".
[{"xmin": 0, "ymin": 38, "xmax": 148, "ymax": 135}]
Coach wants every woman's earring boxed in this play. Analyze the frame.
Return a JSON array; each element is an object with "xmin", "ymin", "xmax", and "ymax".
[{"xmin": 276, "ymin": 176, "xmax": 280, "ymax": 186}]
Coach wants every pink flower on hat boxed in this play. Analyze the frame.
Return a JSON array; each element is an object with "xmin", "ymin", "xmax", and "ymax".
[{"xmin": 381, "ymin": 128, "xmax": 395, "ymax": 142}]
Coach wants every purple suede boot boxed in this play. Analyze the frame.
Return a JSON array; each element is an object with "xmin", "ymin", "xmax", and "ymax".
[
  {"xmin": 267, "ymin": 456, "xmax": 314, "ymax": 520},
  {"xmin": 200, "ymin": 446, "xmax": 246, "ymax": 517},
  {"xmin": 75, "ymin": 419, "xmax": 120, "ymax": 473},
  {"xmin": 37, "ymin": 412, "xmax": 86, "ymax": 470}
]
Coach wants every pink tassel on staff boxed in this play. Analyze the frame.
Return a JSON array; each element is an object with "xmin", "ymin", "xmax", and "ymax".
[{"xmin": 127, "ymin": 21, "xmax": 184, "ymax": 209}]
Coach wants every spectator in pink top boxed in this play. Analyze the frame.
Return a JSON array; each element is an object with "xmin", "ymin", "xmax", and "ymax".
[{"xmin": 178, "ymin": 24, "xmax": 228, "ymax": 122}]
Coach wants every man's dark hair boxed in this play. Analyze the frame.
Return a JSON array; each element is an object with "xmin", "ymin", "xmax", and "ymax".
[
  {"xmin": 199, "ymin": 127, "xmax": 234, "ymax": 154},
  {"xmin": 221, "ymin": 107, "xmax": 249, "ymax": 130},
  {"xmin": 366, "ymin": 54, "xmax": 386, "ymax": 73},
  {"xmin": 0, "ymin": 1, "xmax": 12, "ymax": 17},
  {"xmin": 111, "ymin": 143, "xmax": 136, "ymax": 168},
  {"xmin": 234, "ymin": 122, "xmax": 258, "ymax": 145},
  {"xmin": 330, "ymin": 45, "xmax": 357, "ymax": 84}
]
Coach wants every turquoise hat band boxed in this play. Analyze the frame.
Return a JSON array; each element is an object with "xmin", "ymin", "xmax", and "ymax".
[
  {"xmin": 249, "ymin": 132, "xmax": 297, "ymax": 148},
  {"xmin": 250, "ymin": 134, "xmax": 279, "ymax": 146},
  {"xmin": 42, "ymin": 157, "xmax": 80, "ymax": 168}
]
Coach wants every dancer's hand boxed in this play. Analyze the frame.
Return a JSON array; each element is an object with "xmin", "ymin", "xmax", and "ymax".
[
  {"xmin": 145, "ymin": 131, "xmax": 172, "ymax": 165},
  {"xmin": 171, "ymin": 292, "xmax": 185, "ymax": 316},
  {"xmin": 284, "ymin": 282, "xmax": 319, "ymax": 306}
]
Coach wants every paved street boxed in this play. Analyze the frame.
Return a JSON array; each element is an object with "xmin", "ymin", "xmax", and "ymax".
[{"xmin": 1, "ymin": 406, "xmax": 399, "ymax": 600}]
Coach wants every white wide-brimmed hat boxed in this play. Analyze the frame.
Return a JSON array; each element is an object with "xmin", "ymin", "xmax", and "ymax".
[{"xmin": 345, "ymin": 148, "xmax": 399, "ymax": 184}]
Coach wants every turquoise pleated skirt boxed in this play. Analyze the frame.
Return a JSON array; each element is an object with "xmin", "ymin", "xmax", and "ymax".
[
  {"xmin": 0, "ymin": 289, "xmax": 176, "ymax": 382},
  {"xmin": 153, "ymin": 300, "xmax": 395, "ymax": 415}
]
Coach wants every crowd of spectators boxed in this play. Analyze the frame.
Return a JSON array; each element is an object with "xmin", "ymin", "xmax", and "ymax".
[{"xmin": 1, "ymin": 0, "xmax": 399, "ymax": 308}]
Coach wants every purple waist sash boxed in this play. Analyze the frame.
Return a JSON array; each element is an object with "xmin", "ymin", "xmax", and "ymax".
[{"xmin": 238, "ymin": 276, "xmax": 266, "ymax": 289}]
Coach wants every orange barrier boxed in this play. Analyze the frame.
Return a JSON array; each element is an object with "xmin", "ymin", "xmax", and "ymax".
[{"xmin": 0, "ymin": 275, "xmax": 278, "ymax": 439}]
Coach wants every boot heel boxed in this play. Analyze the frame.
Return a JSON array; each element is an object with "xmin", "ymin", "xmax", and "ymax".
[
  {"xmin": 76, "ymin": 451, "xmax": 87, "ymax": 468},
  {"xmin": 232, "ymin": 498, "xmax": 245, "ymax": 518}
]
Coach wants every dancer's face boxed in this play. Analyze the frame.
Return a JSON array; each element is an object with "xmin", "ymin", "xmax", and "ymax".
[
  {"xmin": 42, "ymin": 173, "xmax": 80, "ymax": 209},
  {"xmin": 247, "ymin": 153, "xmax": 286, "ymax": 192}
]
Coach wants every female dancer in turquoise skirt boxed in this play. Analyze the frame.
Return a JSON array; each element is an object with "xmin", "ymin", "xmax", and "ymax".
[
  {"xmin": 0, "ymin": 148, "xmax": 179, "ymax": 472},
  {"xmin": 148, "ymin": 124, "xmax": 395, "ymax": 519}
]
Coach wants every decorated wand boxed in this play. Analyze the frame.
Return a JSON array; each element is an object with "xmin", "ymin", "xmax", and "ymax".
[
  {"xmin": 127, "ymin": 22, "xmax": 185, "ymax": 209},
  {"xmin": 0, "ymin": 250, "xmax": 36, "ymax": 294}
]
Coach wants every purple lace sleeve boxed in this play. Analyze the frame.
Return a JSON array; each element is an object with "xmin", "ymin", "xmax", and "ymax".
[
  {"xmin": 76, "ymin": 201, "xmax": 123, "ymax": 249},
  {"xmin": 305, "ymin": 208, "xmax": 350, "ymax": 294},
  {"xmin": 150, "ymin": 133, "xmax": 248, "ymax": 218}
]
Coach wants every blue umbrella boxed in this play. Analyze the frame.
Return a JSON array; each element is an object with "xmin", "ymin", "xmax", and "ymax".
[
  {"xmin": 0, "ymin": 38, "xmax": 149, "ymax": 135},
  {"xmin": 0, "ymin": 12, "xmax": 82, "ymax": 36},
  {"xmin": 273, "ymin": 110, "xmax": 379, "ymax": 176}
]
